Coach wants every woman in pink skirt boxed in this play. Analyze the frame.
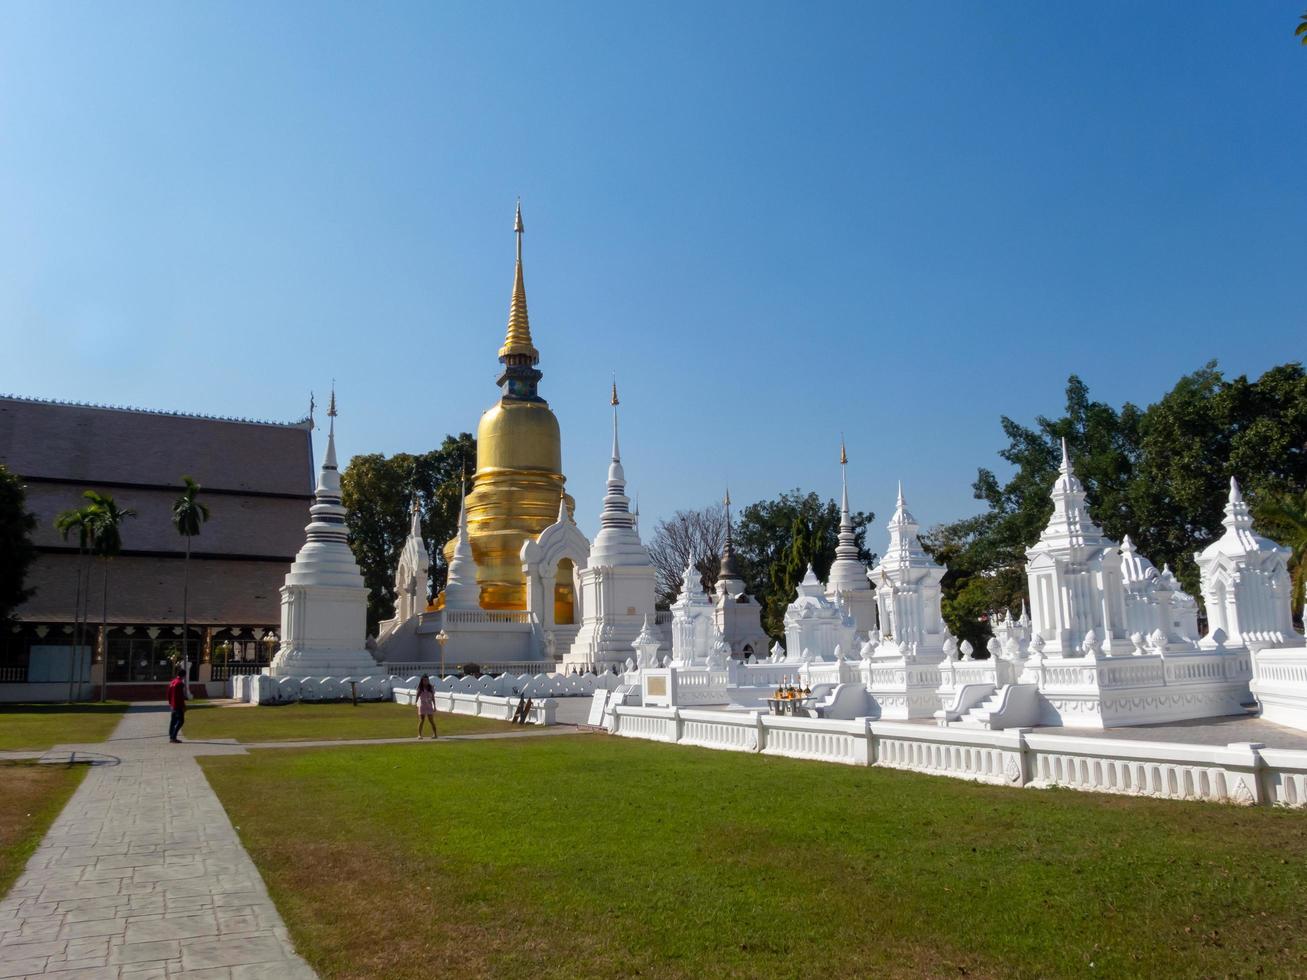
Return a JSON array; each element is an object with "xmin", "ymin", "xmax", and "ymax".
[{"xmin": 416, "ymin": 674, "xmax": 438, "ymax": 740}]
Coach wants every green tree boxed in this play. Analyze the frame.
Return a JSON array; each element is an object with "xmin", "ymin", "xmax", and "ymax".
[
  {"xmin": 171, "ymin": 476, "xmax": 210, "ymax": 676},
  {"xmin": 733, "ymin": 490, "xmax": 874, "ymax": 639},
  {"xmin": 1255, "ymin": 490, "xmax": 1307, "ymax": 620},
  {"xmin": 83, "ymin": 490, "xmax": 136, "ymax": 701},
  {"xmin": 340, "ymin": 433, "xmax": 475, "ymax": 632},
  {"xmin": 54, "ymin": 502, "xmax": 96, "ymax": 701},
  {"xmin": 0, "ymin": 464, "xmax": 38, "ymax": 630},
  {"xmin": 1297, "ymin": 10, "xmax": 1307, "ymax": 46},
  {"xmin": 923, "ymin": 363, "xmax": 1307, "ymax": 648}
]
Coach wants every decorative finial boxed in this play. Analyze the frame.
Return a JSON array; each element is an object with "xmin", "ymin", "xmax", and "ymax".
[
  {"xmin": 1060, "ymin": 436, "xmax": 1070, "ymax": 470},
  {"xmin": 514, "ymin": 198, "xmax": 524, "ymax": 234},
  {"xmin": 1229, "ymin": 475, "xmax": 1242, "ymax": 502},
  {"xmin": 840, "ymin": 435, "xmax": 848, "ymax": 467},
  {"xmin": 611, "ymin": 377, "xmax": 619, "ymax": 406},
  {"xmin": 724, "ymin": 487, "xmax": 731, "ymax": 509},
  {"xmin": 308, "ymin": 391, "xmax": 316, "ymax": 430},
  {"xmin": 327, "ymin": 383, "xmax": 337, "ymax": 419},
  {"xmin": 897, "ymin": 480, "xmax": 905, "ymax": 507}
]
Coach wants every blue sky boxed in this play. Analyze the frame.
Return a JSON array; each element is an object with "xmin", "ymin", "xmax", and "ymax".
[{"xmin": 2, "ymin": 3, "xmax": 1304, "ymax": 543}]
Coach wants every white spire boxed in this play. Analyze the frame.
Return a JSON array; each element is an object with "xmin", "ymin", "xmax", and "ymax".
[
  {"xmin": 878, "ymin": 481, "xmax": 932, "ymax": 573},
  {"xmin": 589, "ymin": 382, "xmax": 649, "ymax": 567},
  {"xmin": 1038, "ymin": 439, "xmax": 1103, "ymax": 550},
  {"xmin": 557, "ymin": 493, "xmax": 570, "ymax": 526},
  {"xmin": 442, "ymin": 484, "xmax": 481, "ymax": 609}
]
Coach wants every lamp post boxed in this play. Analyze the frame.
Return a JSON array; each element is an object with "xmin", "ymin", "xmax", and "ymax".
[{"xmin": 436, "ymin": 629, "xmax": 449, "ymax": 680}]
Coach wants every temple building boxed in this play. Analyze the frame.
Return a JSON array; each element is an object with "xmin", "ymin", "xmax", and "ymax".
[{"xmin": 0, "ymin": 394, "xmax": 313, "ymax": 701}]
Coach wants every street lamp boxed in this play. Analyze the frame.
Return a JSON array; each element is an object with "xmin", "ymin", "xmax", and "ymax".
[{"xmin": 436, "ymin": 629, "xmax": 449, "ymax": 680}]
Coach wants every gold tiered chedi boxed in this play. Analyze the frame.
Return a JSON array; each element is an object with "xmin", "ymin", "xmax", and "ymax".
[{"xmin": 444, "ymin": 204, "xmax": 576, "ymax": 617}]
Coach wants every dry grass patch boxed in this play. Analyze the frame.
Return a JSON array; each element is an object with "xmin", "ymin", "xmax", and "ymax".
[
  {"xmin": 0, "ymin": 702, "xmax": 127, "ymax": 751},
  {"xmin": 0, "ymin": 762, "xmax": 86, "ymax": 898}
]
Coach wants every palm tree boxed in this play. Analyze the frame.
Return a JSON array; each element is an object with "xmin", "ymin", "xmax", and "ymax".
[
  {"xmin": 171, "ymin": 476, "xmax": 209, "ymax": 679},
  {"xmin": 83, "ymin": 490, "xmax": 136, "ymax": 701},
  {"xmin": 54, "ymin": 505, "xmax": 96, "ymax": 701},
  {"xmin": 1255, "ymin": 489, "xmax": 1307, "ymax": 624}
]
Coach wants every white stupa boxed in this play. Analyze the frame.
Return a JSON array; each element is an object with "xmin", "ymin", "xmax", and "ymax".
[
  {"xmin": 269, "ymin": 392, "xmax": 377, "ymax": 678},
  {"xmin": 442, "ymin": 487, "xmax": 482, "ymax": 611},
  {"xmin": 825, "ymin": 438, "xmax": 876, "ymax": 636},
  {"xmin": 1198, "ymin": 477, "xmax": 1299, "ymax": 652},
  {"xmin": 564, "ymin": 383, "xmax": 658, "ymax": 670}
]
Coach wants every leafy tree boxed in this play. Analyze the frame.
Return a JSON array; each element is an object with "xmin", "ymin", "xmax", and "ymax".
[
  {"xmin": 647, "ymin": 504, "xmax": 728, "ymax": 607},
  {"xmin": 0, "ymin": 464, "xmax": 37, "ymax": 626},
  {"xmin": 54, "ymin": 502, "xmax": 96, "ymax": 701},
  {"xmin": 340, "ymin": 433, "xmax": 475, "ymax": 632},
  {"xmin": 83, "ymin": 490, "xmax": 135, "ymax": 701},
  {"xmin": 171, "ymin": 476, "xmax": 210, "ymax": 676},
  {"xmin": 1297, "ymin": 10, "xmax": 1307, "ymax": 46},
  {"xmin": 733, "ymin": 489, "xmax": 874, "ymax": 639},
  {"xmin": 1255, "ymin": 490, "xmax": 1307, "ymax": 620},
  {"xmin": 922, "ymin": 363, "xmax": 1307, "ymax": 649}
]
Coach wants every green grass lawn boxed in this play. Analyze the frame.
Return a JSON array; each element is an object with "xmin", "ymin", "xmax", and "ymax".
[
  {"xmin": 201, "ymin": 734, "xmax": 1307, "ymax": 979},
  {"xmin": 181, "ymin": 700, "xmax": 519, "ymax": 743},
  {"xmin": 0, "ymin": 702, "xmax": 128, "ymax": 751},
  {"xmin": 0, "ymin": 762, "xmax": 86, "ymax": 898}
]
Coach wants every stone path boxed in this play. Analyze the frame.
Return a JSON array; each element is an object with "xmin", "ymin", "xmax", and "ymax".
[{"xmin": 0, "ymin": 705, "xmax": 314, "ymax": 979}]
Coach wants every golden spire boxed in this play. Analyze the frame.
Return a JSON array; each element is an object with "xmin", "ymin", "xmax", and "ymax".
[
  {"xmin": 611, "ymin": 378, "xmax": 620, "ymax": 406},
  {"xmin": 498, "ymin": 200, "xmax": 539, "ymax": 364},
  {"xmin": 839, "ymin": 434, "xmax": 847, "ymax": 466}
]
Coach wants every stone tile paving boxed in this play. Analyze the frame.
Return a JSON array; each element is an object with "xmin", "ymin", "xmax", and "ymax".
[{"xmin": 0, "ymin": 704, "xmax": 315, "ymax": 979}]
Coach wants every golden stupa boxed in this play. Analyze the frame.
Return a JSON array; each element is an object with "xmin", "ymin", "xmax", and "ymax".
[{"xmin": 444, "ymin": 204, "xmax": 576, "ymax": 618}]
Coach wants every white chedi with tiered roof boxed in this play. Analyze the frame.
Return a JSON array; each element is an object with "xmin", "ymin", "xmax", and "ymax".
[
  {"xmin": 442, "ymin": 488, "xmax": 482, "ymax": 611},
  {"xmin": 670, "ymin": 556, "xmax": 715, "ymax": 666},
  {"xmin": 868, "ymin": 482, "xmax": 948, "ymax": 661},
  {"xmin": 859, "ymin": 483, "xmax": 952, "ymax": 720},
  {"xmin": 825, "ymin": 439, "xmax": 876, "ymax": 636},
  {"xmin": 270, "ymin": 393, "xmax": 378, "ymax": 678},
  {"xmin": 564, "ymin": 384, "xmax": 658, "ymax": 670},
  {"xmin": 783, "ymin": 564, "xmax": 852, "ymax": 663},
  {"xmin": 1198, "ymin": 478, "xmax": 1299, "ymax": 653},
  {"xmin": 1118, "ymin": 535, "xmax": 1200, "ymax": 652},
  {"xmin": 1025, "ymin": 439, "xmax": 1128, "ymax": 657}
]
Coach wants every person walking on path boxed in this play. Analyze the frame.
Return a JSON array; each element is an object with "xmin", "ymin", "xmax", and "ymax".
[
  {"xmin": 167, "ymin": 666, "xmax": 188, "ymax": 742},
  {"xmin": 416, "ymin": 674, "xmax": 438, "ymax": 740}
]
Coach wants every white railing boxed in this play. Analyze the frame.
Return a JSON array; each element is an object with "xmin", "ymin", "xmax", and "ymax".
[
  {"xmin": 607, "ymin": 703, "xmax": 1306, "ymax": 808},
  {"xmin": 0, "ymin": 665, "xmax": 29, "ymax": 682},
  {"xmin": 439, "ymin": 609, "xmax": 534, "ymax": 625},
  {"xmin": 382, "ymin": 659, "xmax": 561, "ymax": 678}
]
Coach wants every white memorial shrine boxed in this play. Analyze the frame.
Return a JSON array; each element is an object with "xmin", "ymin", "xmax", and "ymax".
[
  {"xmin": 858, "ymin": 483, "xmax": 952, "ymax": 719},
  {"xmin": 562, "ymin": 385, "xmax": 659, "ymax": 672},
  {"xmin": 783, "ymin": 565, "xmax": 853, "ymax": 664},
  {"xmin": 669, "ymin": 557, "xmax": 716, "ymax": 667},
  {"xmin": 269, "ymin": 394, "xmax": 379, "ymax": 679},
  {"xmin": 713, "ymin": 491, "xmax": 771, "ymax": 659},
  {"xmin": 825, "ymin": 440, "xmax": 877, "ymax": 636}
]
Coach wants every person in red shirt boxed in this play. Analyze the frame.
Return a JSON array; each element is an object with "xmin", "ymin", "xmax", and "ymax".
[{"xmin": 167, "ymin": 667, "xmax": 188, "ymax": 743}]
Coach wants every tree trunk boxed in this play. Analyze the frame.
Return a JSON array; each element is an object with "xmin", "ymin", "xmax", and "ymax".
[
  {"xmin": 100, "ymin": 560, "xmax": 109, "ymax": 703},
  {"xmin": 182, "ymin": 536, "xmax": 191, "ymax": 682},
  {"xmin": 67, "ymin": 546, "xmax": 83, "ymax": 704}
]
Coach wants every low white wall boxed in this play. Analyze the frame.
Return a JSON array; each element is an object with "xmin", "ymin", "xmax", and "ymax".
[
  {"xmin": 0, "ymin": 682, "xmax": 96, "ymax": 703},
  {"xmin": 607, "ymin": 704, "xmax": 1307, "ymax": 808},
  {"xmin": 392, "ymin": 685, "xmax": 556, "ymax": 726}
]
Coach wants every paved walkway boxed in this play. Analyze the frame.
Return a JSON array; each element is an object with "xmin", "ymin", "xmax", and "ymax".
[{"xmin": 0, "ymin": 705, "xmax": 314, "ymax": 979}]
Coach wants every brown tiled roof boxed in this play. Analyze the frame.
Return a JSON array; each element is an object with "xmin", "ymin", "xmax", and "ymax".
[{"xmin": 0, "ymin": 396, "xmax": 313, "ymax": 496}]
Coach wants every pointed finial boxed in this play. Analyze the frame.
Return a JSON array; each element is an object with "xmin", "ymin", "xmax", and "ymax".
[
  {"xmin": 558, "ymin": 493, "xmax": 569, "ymax": 525},
  {"xmin": 896, "ymin": 479, "xmax": 905, "ymax": 507},
  {"xmin": 1229, "ymin": 475, "xmax": 1242, "ymax": 503},
  {"xmin": 308, "ymin": 391, "xmax": 316, "ymax": 430},
  {"xmin": 840, "ymin": 435, "xmax": 848, "ymax": 467},
  {"xmin": 610, "ymin": 377, "xmax": 622, "ymax": 462},
  {"xmin": 611, "ymin": 377, "xmax": 619, "ymax": 406},
  {"xmin": 327, "ymin": 383, "xmax": 337, "ymax": 418},
  {"xmin": 724, "ymin": 486, "xmax": 731, "ymax": 509},
  {"xmin": 1060, "ymin": 436, "xmax": 1070, "ymax": 470},
  {"xmin": 514, "ymin": 198, "xmax": 524, "ymax": 234}
]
